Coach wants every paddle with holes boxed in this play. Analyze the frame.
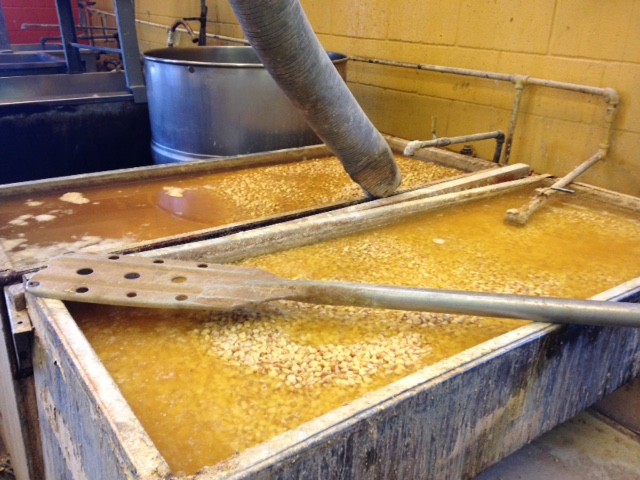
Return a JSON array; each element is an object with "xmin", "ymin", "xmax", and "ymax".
[{"xmin": 25, "ymin": 253, "xmax": 640, "ymax": 328}]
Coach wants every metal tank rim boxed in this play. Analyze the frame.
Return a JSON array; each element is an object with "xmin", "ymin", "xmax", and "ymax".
[{"xmin": 143, "ymin": 45, "xmax": 348, "ymax": 69}]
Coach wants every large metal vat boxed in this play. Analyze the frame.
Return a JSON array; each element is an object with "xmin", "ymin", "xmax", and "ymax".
[{"xmin": 143, "ymin": 46, "xmax": 348, "ymax": 164}]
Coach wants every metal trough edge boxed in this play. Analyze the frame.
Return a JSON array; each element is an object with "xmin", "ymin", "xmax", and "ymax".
[{"xmin": 196, "ymin": 279, "xmax": 640, "ymax": 479}]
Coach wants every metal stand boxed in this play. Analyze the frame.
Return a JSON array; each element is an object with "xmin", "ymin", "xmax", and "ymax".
[
  {"xmin": 0, "ymin": 2, "xmax": 12, "ymax": 52},
  {"xmin": 53, "ymin": 0, "xmax": 147, "ymax": 102},
  {"xmin": 54, "ymin": 0, "xmax": 84, "ymax": 72},
  {"xmin": 113, "ymin": 0, "xmax": 146, "ymax": 102}
]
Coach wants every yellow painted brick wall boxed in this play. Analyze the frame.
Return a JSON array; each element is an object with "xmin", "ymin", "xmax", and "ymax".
[{"xmin": 97, "ymin": 0, "xmax": 640, "ymax": 196}]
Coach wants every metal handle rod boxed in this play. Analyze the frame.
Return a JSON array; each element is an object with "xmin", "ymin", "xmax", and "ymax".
[
  {"xmin": 404, "ymin": 130, "xmax": 504, "ymax": 156},
  {"xmin": 294, "ymin": 281, "xmax": 640, "ymax": 328},
  {"xmin": 504, "ymin": 151, "xmax": 603, "ymax": 226}
]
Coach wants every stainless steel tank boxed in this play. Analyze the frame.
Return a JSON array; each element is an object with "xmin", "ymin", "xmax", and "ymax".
[{"xmin": 143, "ymin": 46, "xmax": 348, "ymax": 164}]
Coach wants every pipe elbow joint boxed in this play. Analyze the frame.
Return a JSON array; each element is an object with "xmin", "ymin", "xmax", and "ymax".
[
  {"xmin": 168, "ymin": 19, "xmax": 199, "ymax": 46},
  {"xmin": 511, "ymin": 74, "xmax": 530, "ymax": 89},
  {"xmin": 404, "ymin": 141, "xmax": 423, "ymax": 156},
  {"xmin": 603, "ymin": 87, "xmax": 620, "ymax": 106}
]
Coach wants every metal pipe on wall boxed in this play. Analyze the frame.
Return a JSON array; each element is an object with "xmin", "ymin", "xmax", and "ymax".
[
  {"xmin": 503, "ymin": 74, "xmax": 528, "ymax": 164},
  {"xmin": 503, "ymin": 88, "xmax": 619, "ymax": 226},
  {"xmin": 349, "ymin": 56, "xmax": 620, "ymax": 167},
  {"xmin": 404, "ymin": 130, "xmax": 505, "ymax": 163}
]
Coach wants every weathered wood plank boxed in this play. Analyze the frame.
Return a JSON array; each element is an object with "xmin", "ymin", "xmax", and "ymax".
[
  {"xmin": 344, "ymin": 163, "xmax": 532, "ymax": 212},
  {"xmin": 571, "ymin": 182, "xmax": 640, "ymax": 212},
  {"xmin": 111, "ymin": 163, "xmax": 531, "ymax": 256},
  {"xmin": 143, "ymin": 175, "xmax": 546, "ymax": 264},
  {"xmin": 0, "ymin": 144, "xmax": 331, "ymax": 199}
]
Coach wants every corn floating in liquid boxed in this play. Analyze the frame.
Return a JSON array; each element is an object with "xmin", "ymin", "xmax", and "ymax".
[
  {"xmin": 0, "ymin": 154, "xmax": 458, "ymax": 270},
  {"xmin": 74, "ymin": 187, "xmax": 640, "ymax": 475}
]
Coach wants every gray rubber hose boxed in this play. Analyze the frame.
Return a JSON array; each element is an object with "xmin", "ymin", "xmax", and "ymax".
[{"xmin": 228, "ymin": 0, "xmax": 401, "ymax": 197}]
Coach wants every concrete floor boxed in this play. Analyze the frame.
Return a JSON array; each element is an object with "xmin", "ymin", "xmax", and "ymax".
[
  {"xmin": 474, "ymin": 410, "xmax": 640, "ymax": 480},
  {"xmin": 475, "ymin": 378, "xmax": 640, "ymax": 480}
]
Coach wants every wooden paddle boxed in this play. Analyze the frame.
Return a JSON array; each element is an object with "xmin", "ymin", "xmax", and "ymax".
[{"xmin": 25, "ymin": 253, "xmax": 640, "ymax": 328}]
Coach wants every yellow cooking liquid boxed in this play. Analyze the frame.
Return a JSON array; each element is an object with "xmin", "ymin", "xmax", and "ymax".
[
  {"xmin": 72, "ymin": 187, "xmax": 640, "ymax": 475},
  {"xmin": 0, "ymin": 154, "xmax": 459, "ymax": 270}
]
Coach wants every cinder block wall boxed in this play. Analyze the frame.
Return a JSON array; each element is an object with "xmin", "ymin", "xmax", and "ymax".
[{"xmin": 99, "ymin": 0, "xmax": 639, "ymax": 196}]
